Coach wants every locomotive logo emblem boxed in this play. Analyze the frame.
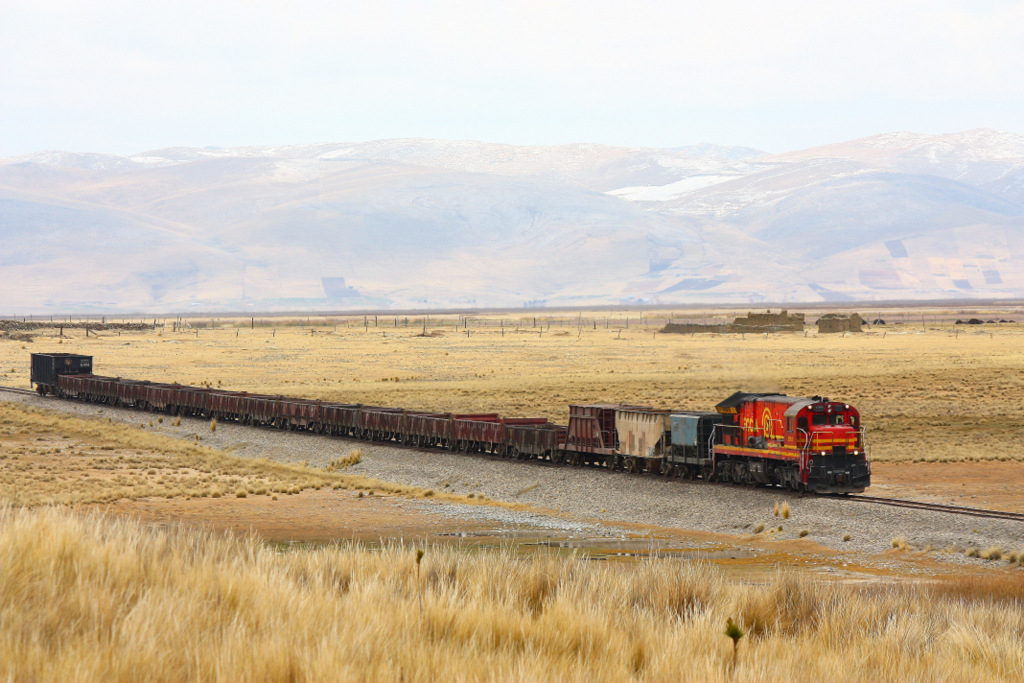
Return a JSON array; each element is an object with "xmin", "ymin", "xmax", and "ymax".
[{"xmin": 761, "ymin": 408, "xmax": 774, "ymax": 439}]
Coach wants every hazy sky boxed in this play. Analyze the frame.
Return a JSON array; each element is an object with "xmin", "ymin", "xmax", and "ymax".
[{"xmin": 3, "ymin": 1, "xmax": 1023, "ymax": 157}]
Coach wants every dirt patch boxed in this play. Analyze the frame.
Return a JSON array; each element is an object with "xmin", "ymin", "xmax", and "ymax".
[
  {"xmin": 96, "ymin": 489, "xmax": 492, "ymax": 542},
  {"xmin": 872, "ymin": 461, "xmax": 1024, "ymax": 512}
]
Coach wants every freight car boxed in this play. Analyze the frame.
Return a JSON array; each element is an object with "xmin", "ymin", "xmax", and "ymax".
[
  {"xmin": 27, "ymin": 354, "xmax": 870, "ymax": 494},
  {"xmin": 30, "ymin": 353, "xmax": 92, "ymax": 394}
]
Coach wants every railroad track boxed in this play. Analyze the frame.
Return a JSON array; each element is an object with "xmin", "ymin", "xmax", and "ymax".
[
  {"xmin": 5, "ymin": 383, "xmax": 1024, "ymax": 523},
  {"xmin": 848, "ymin": 494, "xmax": 1024, "ymax": 523},
  {"xmin": 0, "ymin": 385, "xmax": 37, "ymax": 396}
]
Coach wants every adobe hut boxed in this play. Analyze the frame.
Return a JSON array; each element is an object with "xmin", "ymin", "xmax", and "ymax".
[{"xmin": 817, "ymin": 313, "xmax": 863, "ymax": 334}]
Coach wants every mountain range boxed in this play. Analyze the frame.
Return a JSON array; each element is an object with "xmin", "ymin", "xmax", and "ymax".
[{"xmin": 2, "ymin": 129, "xmax": 1023, "ymax": 313}]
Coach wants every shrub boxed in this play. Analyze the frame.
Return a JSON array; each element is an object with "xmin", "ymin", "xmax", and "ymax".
[{"xmin": 980, "ymin": 547, "xmax": 1003, "ymax": 561}]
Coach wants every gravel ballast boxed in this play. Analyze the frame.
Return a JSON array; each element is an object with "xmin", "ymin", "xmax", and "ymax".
[{"xmin": 4, "ymin": 390, "xmax": 1023, "ymax": 568}]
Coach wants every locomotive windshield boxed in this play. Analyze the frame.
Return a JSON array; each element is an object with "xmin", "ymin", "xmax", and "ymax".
[{"xmin": 810, "ymin": 404, "xmax": 855, "ymax": 426}]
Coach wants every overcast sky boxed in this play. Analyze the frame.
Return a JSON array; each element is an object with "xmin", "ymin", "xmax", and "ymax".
[{"xmin": 3, "ymin": 1, "xmax": 1023, "ymax": 157}]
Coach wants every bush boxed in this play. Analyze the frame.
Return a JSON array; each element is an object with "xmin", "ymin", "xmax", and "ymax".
[{"xmin": 980, "ymin": 546, "xmax": 1003, "ymax": 561}]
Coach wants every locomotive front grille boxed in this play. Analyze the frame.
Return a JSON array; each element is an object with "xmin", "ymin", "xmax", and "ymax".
[{"xmin": 832, "ymin": 445, "xmax": 846, "ymax": 456}]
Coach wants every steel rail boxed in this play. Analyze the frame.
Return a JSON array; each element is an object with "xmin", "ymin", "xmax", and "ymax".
[
  {"xmin": 0, "ymin": 385, "xmax": 38, "ymax": 396},
  {"xmin": 847, "ymin": 494, "xmax": 1024, "ymax": 523}
]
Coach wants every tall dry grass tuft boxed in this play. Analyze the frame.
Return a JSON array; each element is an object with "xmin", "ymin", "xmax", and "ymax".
[
  {"xmin": 929, "ymin": 574, "xmax": 1024, "ymax": 605},
  {"xmin": 2, "ymin": 507, "xmax": 1024, "ymax": 681},
  {"xmin": 326, "ymin": 450, "xmax": 362, "ymax": 472},
  {"xmin": 980, "ymin": 546, "xmax": 1003, "ymax": 561}
]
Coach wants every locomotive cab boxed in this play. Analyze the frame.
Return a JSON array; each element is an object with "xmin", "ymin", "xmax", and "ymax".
[{"xmin": 785, "ymin": 397, "xmax": 870, "ymax": 493}]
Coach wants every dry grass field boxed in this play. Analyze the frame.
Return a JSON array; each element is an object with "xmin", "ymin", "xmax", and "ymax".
[
  {"xmin": 3, "ymin": 307, "xmax": 1022, "ymax": 463},
  {"xmin": 2, "ymin": 307, "xmax": 1024, "ymax": 681},
  {"xmin": 0, "ymin": 401, "xmax": 481, "ymax": 508},
  {"xmin": 2, "ymin": 505, "xmax": 1023, "ymax": 682}
]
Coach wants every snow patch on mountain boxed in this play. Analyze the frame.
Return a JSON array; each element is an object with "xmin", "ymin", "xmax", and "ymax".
[{"xmin": 607, "ymin": 175, "xmax": 739, "ymax": 201}]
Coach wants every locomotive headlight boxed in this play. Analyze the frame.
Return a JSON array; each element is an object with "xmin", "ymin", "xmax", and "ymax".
[
  {"xmin": 820, "ymin": 451, "xmax": 826, "ymax": 456},
  {"xmin": 853, "ymin": 449, "xmax": 859, "ymax": 455}
]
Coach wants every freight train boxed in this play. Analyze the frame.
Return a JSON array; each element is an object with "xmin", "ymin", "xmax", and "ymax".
[{"xmin": 29, "ymin": 353, "xmax": 871, "ymax": 494}]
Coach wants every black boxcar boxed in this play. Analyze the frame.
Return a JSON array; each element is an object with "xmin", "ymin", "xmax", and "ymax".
[{"xmin": 30, "ymin": 353, "xmax": 93, "ymax": 393}]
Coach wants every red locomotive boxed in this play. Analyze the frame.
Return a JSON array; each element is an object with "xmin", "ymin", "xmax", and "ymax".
[{"xmin": 713, "ymin": 392, "xmax": 870, "ymax": 493}]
